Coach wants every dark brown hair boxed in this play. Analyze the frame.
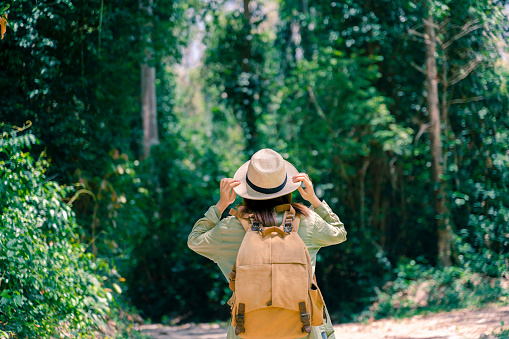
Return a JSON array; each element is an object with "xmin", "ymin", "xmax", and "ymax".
[{"xmin": 237, "ymin": 193, "xmax": 310, "ymax": 226}]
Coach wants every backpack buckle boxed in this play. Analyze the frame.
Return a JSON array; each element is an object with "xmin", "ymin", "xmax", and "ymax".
[
  {"xmin": 300, "ymin": 312, "xmax": 311, "ymax": 333},
  {"xmin": 300, "ymin": 312, "xmax": 310, "ymax": 323},
  {"xmin": 236, "ymin": 314, "xmax": 244, "ymax": 325},
  {"xmin": 235, "ymin": 314, "xmax": 245, "ymax": 335},
  {"xmin": 299, "ymin": 301, "xmax": 311, "ymax": 333},
  {"xmin": 284, "ymin": 215, "xmax": 294, "ymax": 233},
  {"xmin": 251, "ymin": 221, "xmax": 261, "ymax": 232},
  {"xmin": 235, "ymin": 303, "xmax": 246, "ymax": 335}
]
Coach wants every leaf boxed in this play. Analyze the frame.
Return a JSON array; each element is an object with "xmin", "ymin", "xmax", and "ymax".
[
  {"xmin": 112, "ymin": 283, "xmax": 122, "ymax": 294},
  {"xmin": 13, "ymin": 294, "xmax": 25, "ymax": 307},
  {"xmin": 0, "ymin": 289, "xmax": 11, "ymax": 299},
  {"xmin": 0, "ymin": 14, "xmax": 6, "ymax": 40}
]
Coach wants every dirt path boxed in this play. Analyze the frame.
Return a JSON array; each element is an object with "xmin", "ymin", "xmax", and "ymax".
[{"xmin": 140, "ymin": 305, "xmax": 509, "ymax": 339}]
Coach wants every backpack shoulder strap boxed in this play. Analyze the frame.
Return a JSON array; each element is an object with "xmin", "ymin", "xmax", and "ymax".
[
  {"xmin": 275, "ymin": 203, "xmax": 295, "ymax": 214},
  {"xmin": 292, "ymin": 215, "xmax": 301, "ymax": 232},
  {"xmin": 275, "ymin": 204, "xmax": 301, "ymax": 232},
  {"xmin": 228, "ymin": 262, "xmax": 237, "ymax": 292},
  {"xmin": 229, "ymin": 208, "xmax": 251, "ymax": 232}
]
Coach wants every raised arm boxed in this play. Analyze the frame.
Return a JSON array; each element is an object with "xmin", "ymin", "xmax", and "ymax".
[
  {"xmin": 310, "ymin": 200, "xmax": 347, "ymax": 247},
  {"xmin": 187, "ymin": 178, "xmax": 240, "ymax": 262},
  {"xmin": 293, "ymin": 173, "xmax": 347, "ymax": 247}
]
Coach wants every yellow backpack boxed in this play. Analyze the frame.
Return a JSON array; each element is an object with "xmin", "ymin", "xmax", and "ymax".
[{"xmin": 228, "ymin": 204, "xmax": 325, "ymax": 338}]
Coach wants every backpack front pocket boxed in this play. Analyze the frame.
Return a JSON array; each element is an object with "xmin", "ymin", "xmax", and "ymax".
[
  {"xmin": 309, "ymin": 283, "xmax": 325, "ymax": 326},
  {"xmin": 271, "ymin": 263, "xmax": 309, "ymax": 311},
  {"xmin": 235, "ymin": 264, "xmax": 272, "ymax": 312}
]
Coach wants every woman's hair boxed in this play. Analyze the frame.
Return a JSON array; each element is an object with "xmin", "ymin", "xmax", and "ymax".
[{"xmin": 237, "ymin": 193, "xmax": 310, "ymax": 226}]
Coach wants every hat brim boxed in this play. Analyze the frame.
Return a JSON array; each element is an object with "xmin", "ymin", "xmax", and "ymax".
[{"xmin": 232, "ymin": 159, "xmax": 301, "ymax": 200}]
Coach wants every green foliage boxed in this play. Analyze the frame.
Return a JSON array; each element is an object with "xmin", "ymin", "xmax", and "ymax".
[
  {"xmin": 0, "ymin": 0, "xmax": 187, "ymax": 324},
  {"xmin": 204, "ymin": 5, "xmax": 273, "ymax": 154},
  {"xmin": 269, "ymin": 44, "xmax": 413, "ymax": 320},
  {"xmin": 123, "ymin": 117, "xmax": 238, "ymax": 322},
  {"xmin": 1, "ymin": 0, "xmax": 508, "ymax": 327},
  {"xmin": 0, "ymin": 130, "xmax": 142, "ymax": 338},
  {"xmin": 456, "ymin": 204, "xmax": 509, "ymax": 277},
  {"xmin": 277, "ymin": 46, "xmax": 412, "ymax": 165},
  {"xmin": 442, "ymin": 2, "xmax": 509, "ymax": 278},
  {"xmin": 360, "ymin": 259, "xmax": 509, "ymax": 321},
  {"xmin": 490, "ymin": 326, "xmax": 509, "ymax": 339},
  {"xmin": 0, "ymin": 0, "xmax": 186, "ymax": 264}
]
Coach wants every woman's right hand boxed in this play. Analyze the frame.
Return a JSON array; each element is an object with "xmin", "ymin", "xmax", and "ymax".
[
  {"xmin": 216, "ymin": 178, "xmax": 241, "ymax": 214},
  {"xmin": 293, "ymin": 173, "xmax": 322, "ymax": 208}
]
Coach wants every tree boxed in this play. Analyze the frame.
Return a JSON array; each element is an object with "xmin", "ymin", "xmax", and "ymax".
[
  {"xmin": 411, "ymin": 1, "xmax": 502, "ymax": 267},
  {"xmin": 140, "ymin": 0, "xmax": 159, "ymax": 159},
  {"xmin": 204, "ymin": 1, "xmax": 271, "ymax": 156},
  {"xmin": 423, "ymin": 12, "xmax": 453, "ymax": 267}
]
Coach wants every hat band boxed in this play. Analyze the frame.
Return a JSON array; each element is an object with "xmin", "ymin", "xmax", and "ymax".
[{"xmin": 246, "ymin": 174, "xmax": 287, "ymax": 194}]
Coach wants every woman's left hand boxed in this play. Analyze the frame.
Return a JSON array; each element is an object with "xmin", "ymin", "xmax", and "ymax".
[
  {"xmin": 216, "ymin": 178, "xmax": 241, "ymax": 214},
  {"xmin": 293, "ymin": 173, "xmax": 322, "ymax": 208}
]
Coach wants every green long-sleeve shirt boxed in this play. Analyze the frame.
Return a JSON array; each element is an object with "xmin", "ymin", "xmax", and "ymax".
[{"xmin": 188, "ymin": 200, "xmax": 347, "ymax": 339}]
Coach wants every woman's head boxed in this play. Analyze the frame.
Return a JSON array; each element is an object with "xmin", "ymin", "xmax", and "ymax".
[
  {"xmin": 242, "ymin": 193, "xmax": 293, "ymax": 212},
  {"xmin": 232, "ymin": 149, "xmax": 301, "ymax": 201},
  {"xmin": 238, "ymin": 193, "xmax": 309, "ymax": 226},
  {"xmin": 231, "ymin": 149, "xmax": 309, "ymax": 225}
]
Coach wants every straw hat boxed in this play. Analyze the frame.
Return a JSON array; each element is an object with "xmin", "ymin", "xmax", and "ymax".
[{"xmin": 233, "ymin": 149, "xmax": 301, "ymax": 200}]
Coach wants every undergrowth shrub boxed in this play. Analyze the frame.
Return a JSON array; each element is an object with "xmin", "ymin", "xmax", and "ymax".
[
  {"xmin": 0, "ymin": 130, "xmax": 142, "ymax": 338},
  {"xmin": 360, "ymin": 259, "xmax": 509, "ymax": 321}
]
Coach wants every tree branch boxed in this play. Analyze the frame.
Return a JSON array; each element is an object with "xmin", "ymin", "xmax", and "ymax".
[
  {"xmin": 437, "ymin": 18, "xmax": 451, "ymax": 32},
  {"xmin": 408, "ymin": 27, "xmax": 426, "ymax": 41},
  {"xmin": 449, "ymin": 55, "xmax": 482, "ymax": 86},
  {"xmin": 423, "ymin": 18, "xmax": 439, "ymax": 30},
  {"xmin": 414, "ymin": 122, "xmax": 432, "ymax": 145},
  {"xmin": 449, "ymin": 96, "xmax": 484, "ymax": 105},
  {"xmin": 307, "ymin": 86, "xmax": 327, "ymax": 121},
  {"xmin": 410, "ymin": 61, "xmax": 426, "ymax": 74},
  {"xmin": 412, "ymin": 117, "xmax": 432, "ymax": 145},
  {"xmin": 442, "ymin": 20, "xmax": 482, "ymax": 50}
]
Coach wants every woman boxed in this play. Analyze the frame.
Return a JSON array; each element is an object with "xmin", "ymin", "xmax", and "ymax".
[{"xmin": 188, "ymin": 149, "xmax": 347, "ymax": 339}]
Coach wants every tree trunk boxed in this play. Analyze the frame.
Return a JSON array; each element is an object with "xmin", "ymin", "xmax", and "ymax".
[
  {"xmin": 140, "ymin": 0, "xmax": 158, "ymax": 159},
  {"xmin": 302, "ymin": 0, "xmax": 308, "ymax": 15},
  {"xmin": 359, "ymin": 158, "xmax": 369, "ymax": 229},
  {"xmin": 424, "ymin": 14, "xmax": 452, "ymax": 267},
  {"xmin": 441, "ymin": 47, "xmax": 451, "ymax": 172},
  {"xmin": 241, "ymin": 0, "xmax": 258, "ymax": 155},
  {"xmin": 141, "ymin": 63, "xmax": 158, "ymax": 159},
  {"xmin": 243, "ymin": 0, "xmax": 251, "ymax": 21},
  {"xmin": 371, "ymin": 157, "xmax": 384, "ymax": 238}
]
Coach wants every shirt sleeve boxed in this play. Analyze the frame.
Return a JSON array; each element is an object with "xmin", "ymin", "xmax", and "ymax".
[
  {"xmin": 187, "ymin": 205, "xmax": 224, "ymax": 263},
  {"xmin": 309, "ymin": 200, "xmax": 347, "ymax": 248}
]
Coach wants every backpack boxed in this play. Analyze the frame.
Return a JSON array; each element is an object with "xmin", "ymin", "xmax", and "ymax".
[{"xmin": 227, "ymin": 204, "xmax": 325, "ymax": 338}]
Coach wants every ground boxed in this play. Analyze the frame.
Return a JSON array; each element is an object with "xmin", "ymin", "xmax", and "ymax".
[{"xmin": 140, "ymin": 305, "xmax": 509, "ymax": 339}]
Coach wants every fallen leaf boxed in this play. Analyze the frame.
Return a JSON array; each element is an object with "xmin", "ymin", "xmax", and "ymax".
[{"xmin": 0, "ymin": 14, "xmax": 6, "ymax": 39}]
